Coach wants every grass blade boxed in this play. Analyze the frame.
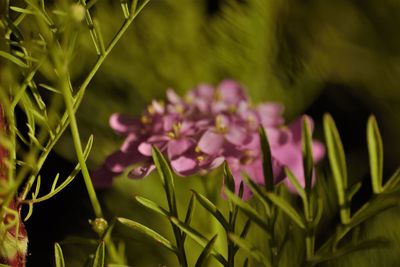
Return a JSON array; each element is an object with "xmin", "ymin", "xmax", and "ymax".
[
  {"xmin": 224, "ymin": 188, "xmax": 269, "ymax": 233},
  {"xmin": 54, "ymin": 242, "xmax": 65, "ymax": 267},
  {"xmin": 117, "ymin": 217, "xmax": 177, "ymax": 254},
  {"xmin": 302, "ymin": 116, "xmax": 314, "ymax": 195},
  {"xmin": 259, "ymin": 126, "xmax": 274, "ymax": 191},
  {"xmin": 134, "ymin": 195, "xmax": 169, "ymax": 217},
  {"xmin": 265, "ymin": 192, "xmax": 306, "ymax": 229},
  {"xmin": 323, "ymin": 114, "xmax": 349, "ymax": 223},
  {"xmin": 367, "ymin": 115, "xmax": 383, "ymax": 194},
  {"xmin": 152, "ymin": 147, "xmax": 177, "ymax": 215},
  {"xmin": 92, "ymin": 241, "xmax": 105, "ymax": 267},
  {"xmin": 192, "ymin": 190, "xmax": 229, "ymax": 229},
  {"xmin": 228, "ymin": 233, "xmax": 270, "ymax": 266},
  {"xmin": 170, "ymin": 217, "xmax": 227, "ymax": 265},
  {"xmin": 195, "ymin": 234, "xmax": 218, "ymax": 267}
]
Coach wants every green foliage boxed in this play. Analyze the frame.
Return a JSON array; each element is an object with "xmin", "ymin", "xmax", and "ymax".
[{"xmin": 114, "ymin": 115, "xmax": 400, "ymax": 266}]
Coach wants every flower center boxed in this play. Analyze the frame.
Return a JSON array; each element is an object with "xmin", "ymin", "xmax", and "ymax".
[
  {"xmin": 167, "ymin": 122, "xmax": 182, "ymax": 139},
  {"xmin": 215, "ymin": 115, "xmax": 228, "ymax": 134},
  {"xmin": 240, "ymin": 150, "xmax": 254, "ymax": 165}
]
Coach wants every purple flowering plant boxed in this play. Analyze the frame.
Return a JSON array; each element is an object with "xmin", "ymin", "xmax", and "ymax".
[
  {"xmin": 1, "ymin": 1, "xmax": 400, "ymax": 266},
  {"xmin": 93, "ymin": 80, "xmax": 324, "ymax": 199}
]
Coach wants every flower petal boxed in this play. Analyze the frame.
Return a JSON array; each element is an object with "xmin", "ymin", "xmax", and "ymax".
[
  {"xmin": 128, "ymin": 164, "xmax": 156, "ymax": 179},
  {"xmin": 91, "ymin": 165, "xmax": 116, "ymax": 188},
  {"xmin": 121, "ymin": 134, "xmax": 139, "ymax": 152},
  {"xmin": 257, "ymin": 103, "xmax": 284, "ymax": 127},
  {"xmin": 226, "ymin": 125, "xmax": 247, "ymax": 146},
  {"xmin": 171, "ymin": 156, "xmax": 197, "ymax": 176},
  {"xmin": 166, "ymin": 88, "xmax": 181, "ymax": 104},
  {"xmin": 167, "ymin": 139, "xmax": 194, "ymax": 159},
  {"xmin": 109, "ymin": 113, "xmax": 140, "ymax": 134},
  {"xmin": 198, "ymin": 131, "xmax": 225, "ymax": 155},
  {"xmin": 105, "ymin": 150, "xmax": 145, "ymax": 173},
  {"xmin": 138, "ymin": 142, "xmax": 153, "ymax": 156}
]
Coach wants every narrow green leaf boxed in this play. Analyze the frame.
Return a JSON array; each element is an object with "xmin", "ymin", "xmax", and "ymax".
[
  {"xmin": 0, "ymin": 264, "xmax": 11, "ymax": 267},
  {"xmin": 367, "ymin": 115, "xmax": 384, "ymax": 194},
  {"xmin": 383, "ymin": 167, "xmax": 400, "ymax": 192},
  {"xmin": 259, "ymin": 127, "xmax": 274, "ymax": 191},
  {"xmin": 284, "ymin": 167, "xmax": 306, "ymax": 199},
  {"xmin": 4, "ymin": 17, "xmax": 24, "ymax": 41},
  {"xmin": 33, "ymin": 175, "xmax": 41, "ymax": 197},
  {"xmin": 195, "ymin": 234, "xmax": 218, "ymax": 267},
  {"xmin": 311, "ymin": 197, "xmax": 324, "ymax": 228},
  {"xmin": 192, "ymin": 190, "xmax": 229, "ymax": 229},
  {"xmin": 170, "ymin": 217, "xmax": 227, "ymax": 265},
  {"xmin": 228, "ymin": 233, "xmax": 270, "ymax": 266},
  {"xmin": 38, "ymin": 83, "xmax": 61, "ymax": 94},
  {"xmin": 302, "ymin": 117, "xmax": 314, "ymax": 195},
  {"xmin": 130, "ymin": 0, "xmax": 139, "ymax": 15},
  {"xmin": 51, "ymin": 173, "xmax": 61, "ymax": 192},
  {"xmin": 323, "ymin": 114, "xmax": 349, "ymax": 223},
  {"xmin": 234, "ymin": 219, "xmax": 252, "ymax": 254},
  {"xmin": 117, "ymin": 217, "xmax": 177, "ymax": 254},
  {"xmin": 152, "ymin": 147, "xmax": 177, "ymax": 215},
  {"xmin": 54, "ymin": 242, "xmax": 65, "ymax": 267},
  {"xmin": 120, "ymin": 0, "xmax": 130, "ymax": 18},
  {"xmin": 348, "ymin": 182, "xmax": 362, "ymax": 200},
  {"xmin": 24, "ymin": 203, "xmax": 33, "ymax": 221},
  {"xmin": 134, "ymin": 195, "xmax": 169, "ymax": 217},
  {"xmin": 224, "ymin": 189, "xmax": 269, "ymax": 233},
  {"xmin": 10, "ymin": 6, "xmax": 36, "ymax": 14},
  {"xmin": 224, "ymin": 161, "xmax": 235, "ymax": 193},
  {"xmin": 312, "ymin": 238, "xmax": 390, "ymax": 265},
  {"xmin": 0, "ymin": 51, "xmax": 27, "ymax": 68},
  {"xmin": 182, "ymin": 193, "xmax": 196, "ymax": 243},
  {"xmin": 92, "ymin": 241, "xmax": 105, "ymax": 267},
  {"xmin": 241, "ymin": 173, "xmax": 271, "ymax": 216},
  {"xmin": 349, "ymin": 192, "xmax": 400, "ymax": 229},
  {"xmin": 265, "ymin": 192, "xmax": 306, "ymax": 229}
]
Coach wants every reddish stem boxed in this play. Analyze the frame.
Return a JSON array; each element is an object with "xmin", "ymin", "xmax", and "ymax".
[{"xmin": 0, "ymin": 105, "xmax": 28, "ymax": 267}]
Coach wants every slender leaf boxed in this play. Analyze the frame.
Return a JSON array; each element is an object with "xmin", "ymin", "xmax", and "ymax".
[
  {"xmin": 117, "ymin": 217, "xmax": 178, "ymax": 254},
  {"xmin": 383, "ymin": 167, "xmax": 400, "ymax": 192},
  {"xmin": 224, "ymin": 161, "xmax": 235, "ymax": 193},
  {"xmin": 284, "ymin": 167, "xmax": 306, "ymax": 200},
  {"xmin": 302, "ymin": 117, "xmax": 314, "ymax": 195},
  {"xmin": 241, "ymin": 173, "xmax": 271, "ymax": 216},
  {"xmin": 228, "ymin": 233, "xmax": 270, "ymax": 266},
  {"xmin": 323, "ymin": 114, "xmax": 349, "ymax": 223},
  {"xmin": 265, "ymin": 192, "xmax": 306, "ymax": 229},
  {"xmin": 259, "ymin": 127, "xmax": 274, "ymax": 191},
  {"xmin": 195, "ymin": 234, "xmax": 218, "ymax": 267},
  {"xmin": 348, "ymin": 182, "xmax": 362, "ymax": 200},
  {"xmin": 367, "ymin": 115, "xmax": 384, "ymax": 194},
  {"xmin": 0, "ymin": 51, "xmax": 28, "ymax": 68},
  {"xmin": 182, "ymin": 193, "xmax": 196, "ymax": 243},
  {"xmin": 192, "ymin": 190, "xmax": 229, "ymax": 229},
  {"xmin": 224, "ymin": 189, "xmax": 270, "ymax": 233},
  {"xmin": 54, "ymin": 242, "xmax": 65, "ymax": 267},
  {"xmin": 152, "ymin": 147, "xmax": 177, "ymax": 215},
  {"xmin": 349, "ymin": 192, "xmax": 400, "ymax": 229},
  {"xmin": 170, "ymin": 217, "xmax": 227, "ymax": 265},
  {"xmin": 134, "ymin": 195, "xmax": 169, "ymax": 217},
  {"xmin": 92, "ymin": 241, "xmax": 105, "ymax": 267}
]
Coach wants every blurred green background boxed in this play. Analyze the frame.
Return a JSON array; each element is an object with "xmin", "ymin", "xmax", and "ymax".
[{"xmin": 21, "ymin": 0, "xmax": 400, "ymax": 266}]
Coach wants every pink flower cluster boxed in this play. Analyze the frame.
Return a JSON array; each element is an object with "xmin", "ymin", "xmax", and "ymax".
[{"xmin": 92, "ymin": 80, "xmax": 324, "ymax": 198}]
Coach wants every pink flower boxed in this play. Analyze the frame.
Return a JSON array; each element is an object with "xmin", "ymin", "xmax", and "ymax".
[{"xmin": 92, "ymin": 80, "xmax": 325, "ymax": 200}]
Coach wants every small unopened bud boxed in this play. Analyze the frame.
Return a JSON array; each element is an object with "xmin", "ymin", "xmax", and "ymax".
[
  {"xmin": 70, "ymin": 4, "xmax": 85, "ymax": 22},
  {"xmin": 90, "ymin": 218, "xmax": 108, "ymax": 236}
]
